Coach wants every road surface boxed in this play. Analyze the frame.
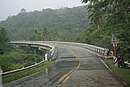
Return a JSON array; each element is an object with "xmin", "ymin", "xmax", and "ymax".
[
  {"xmin": 56, "ymin": 43, "xmax": 124, "ymax": 87},
  {"xmin": 4, "ymin": 42, "xmax": 124, "ymax": 87}
]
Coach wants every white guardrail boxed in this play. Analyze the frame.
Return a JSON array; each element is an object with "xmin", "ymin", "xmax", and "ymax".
[
  {"xmin": 80, "ymin": 43, "xmax": 109, "ymax": 57},
  {"xmin": 42, "ymin": 41, "xmax": 109, "ymax": 57},
  {"xmin": 75, "ymin": 43, "xmax": 109, "ymax": 57},
  {"xmin": 56, "ymin": 41, "xmax": 109, "ymax": 57},
  {"xmin": 1, "ymin": 41, "xmax": 56, "ymax": 76}
]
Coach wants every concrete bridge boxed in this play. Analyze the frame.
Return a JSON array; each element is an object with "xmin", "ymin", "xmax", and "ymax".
[{"xmin": 1, "ymin": 41, "xmax": 126, "ymax": 87}]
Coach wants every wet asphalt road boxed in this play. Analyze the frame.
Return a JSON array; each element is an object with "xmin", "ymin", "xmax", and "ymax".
[
  {"xmin": 56, "ymin": 43, "xmax": 124, "ymax": 87},
  {"xmin": 3, "ymin": 42, "xmax": 124, "ymax": 87}
]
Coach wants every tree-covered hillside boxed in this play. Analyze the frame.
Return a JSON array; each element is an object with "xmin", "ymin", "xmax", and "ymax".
[{"xmin": 0, "ymin": 6, "xmax": 89, "ymax": 42}]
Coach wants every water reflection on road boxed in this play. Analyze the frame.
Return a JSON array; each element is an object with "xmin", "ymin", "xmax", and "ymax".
[
  {"xmin": 3, "ymin": 44, "xmax": 78, "ymax": 87},
  {"xmin": 40, "ymin": 45, "xmax": 78, "ymax": 87}
]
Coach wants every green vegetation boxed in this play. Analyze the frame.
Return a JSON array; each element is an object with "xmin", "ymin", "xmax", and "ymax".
[
  {"xmin": 0, "ymin": 6, "xmax": 89, "ymax": 42},
  {"xmin": 0, "ymin": 27, "xmax": 10, "ymax": 54},
  {"xmin": 0, "ymin": 1, "xmax": 130, "ymax": 84},
  {"xmin": 0, "ymin": 25, "xmax": 53, "ymax": 84},
  {"xmin": 82, "ymin": 0, "xmax": 130, "ymax": 61},
  {"xmin": 0, "ymin": 12, "xmax": 54, "ymax": 84},
  {"xmin": 106, "ymin": 59, "xmax": 130, "ymax": 84},
  {"xmin": 3, "ymin": 61, "xmax": 53, "ymax": 84},
  {"xmin": 0, "ymin": 47, "xmax": 44, "ymax": 72}
]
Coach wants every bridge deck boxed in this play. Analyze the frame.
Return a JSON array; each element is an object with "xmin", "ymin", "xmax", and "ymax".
[
  {"xmin": 57, "ymin": 46, "xmax": 123, "ymax": 87},
  {"xmin": 3, "ymin": 42, "xmax": 124, "ymax": 87}
]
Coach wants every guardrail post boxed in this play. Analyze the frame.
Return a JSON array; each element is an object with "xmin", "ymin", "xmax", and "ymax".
[
  {"xmin": 45, "ymin": 53, "xmax": 48, "ymax": 61},
  {"xmin": 0, "ymin": 66, "xmax": 3, "ymax": 87}
]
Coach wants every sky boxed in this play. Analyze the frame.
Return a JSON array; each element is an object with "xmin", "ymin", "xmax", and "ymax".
[{"xmin": 0, "ymin": 0, "xmax": 86, "ymax": 21}]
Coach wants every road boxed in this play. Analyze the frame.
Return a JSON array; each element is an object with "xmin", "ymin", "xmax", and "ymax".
[
  {"xmin": 56, "ymin": 43, "xmax": 124, "ymax": 87},
  {"xmin": 3, "ymin": 42, "xmax": 124, "ymax": 87}
]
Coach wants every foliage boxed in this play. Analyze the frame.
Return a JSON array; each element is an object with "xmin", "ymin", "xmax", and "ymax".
[
  {"xmin": 31, "ymin": 28, "xmax": 54, "ymax": 41},
  {"xmin": 0, "ymin": 6, "xmax": 89, "ymax": 42},
  {"xmin": 0, "ymin": 46, "xmax": 44, "ymax": 72},
  {"xmin": 0, "ymin": 27, "xmax": 10, "ymax": 54},
  {"xmin": 82, "ymin": 0, "xmax": 130, "ymax": 60}
]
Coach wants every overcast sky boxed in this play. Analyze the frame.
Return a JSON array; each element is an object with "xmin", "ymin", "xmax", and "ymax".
[{"xmin": 0, "ymin": 0, "xmax": 86, "ymax": 21}]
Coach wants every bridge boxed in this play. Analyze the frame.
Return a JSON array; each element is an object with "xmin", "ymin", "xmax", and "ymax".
[{"xmin": 1, "ymin": 41, "xmax": 126, "ymax": 87}]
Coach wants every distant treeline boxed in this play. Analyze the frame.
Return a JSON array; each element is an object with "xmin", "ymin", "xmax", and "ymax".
[{"xmin": 0, "ymin": 6, "xmax": 89, "ymax": 42}]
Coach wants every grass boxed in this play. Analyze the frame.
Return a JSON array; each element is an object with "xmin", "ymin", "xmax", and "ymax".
[
  {"xmin": 106, "ymin": 59, "xmax": 130, "ymax": 84},
  {"xmin": 2, "ymin": 61, "xmax": 53, "ymax": 84}
]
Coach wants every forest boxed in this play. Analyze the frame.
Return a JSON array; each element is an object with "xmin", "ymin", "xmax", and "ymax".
[
  {"xmin": 0, "ymin": 0, "xmax": 130, "ymax": 64},
  {"xmin": 0, "ymin": 6, "xmax": 89, "ymax": 42}
]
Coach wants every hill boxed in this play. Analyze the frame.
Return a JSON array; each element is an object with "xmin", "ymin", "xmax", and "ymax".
[{"xmin": 0, "ymin": 6, "xmax": 89, "ymax": 42}]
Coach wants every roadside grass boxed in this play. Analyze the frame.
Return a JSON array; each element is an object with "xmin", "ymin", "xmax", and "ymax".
[
  {"xmin": 2, "ymin": 61, "xmax": 53, "ymax": 84},
  {"xmin": 106, "ymin": 59, "xmax": 130, "ymax": 84}
]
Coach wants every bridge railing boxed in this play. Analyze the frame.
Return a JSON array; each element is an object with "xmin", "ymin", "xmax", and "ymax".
[
  {"xmin": 2, "ymin": 41, "xmax": 57, "ymax": 76},
  {"xmin": 74, "ymin": 43, "xmax": 109, "ymax": 57},
  {"xmin": 80, "ymin": 43, "xmax": 109, "ymax": 57},
  {"xmin": 56, "ymin": 41, "xmax": 109, "ymax": 58}
]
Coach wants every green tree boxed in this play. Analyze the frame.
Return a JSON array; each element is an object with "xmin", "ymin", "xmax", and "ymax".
[
  {"xmin": 32, "ymin": 28, "xmax": 50, "ymax": 41},
  {"xmin": 82, "ymin": 0, "xmax": 105, "ymax": 29},
  {"xmin": 0, "ymin": 27, "xmax": 10, "ymax": 54},
  {"xmin": 0, "ymin": 6, "xmax": 89, "ymax": 42},
  {"xmin": 82, "ymin": 0, "xmax": 130, "ymax": 59}
]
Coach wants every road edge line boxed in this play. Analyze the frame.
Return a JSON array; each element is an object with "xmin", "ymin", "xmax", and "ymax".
[{"xmin": 98, "ymin": 56, "xmax": 128, "ymax": 87}]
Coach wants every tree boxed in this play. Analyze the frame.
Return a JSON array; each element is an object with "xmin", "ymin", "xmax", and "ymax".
[
  {"xmin": 82, "ymin": 0, "xmax": 105, "ymax": 29},
  {"xmin": 20, "ymin": 8, "xmax": 26, "ymax": 13},
  {"xmin": 82, "ymin": 0, "xmax": 130, "ymax": 60},
  {"xmin": 0, "ymin": 27, "xmax": 10, "ymax": 54},
  {"xmin": 82, "ymin": 0, "xmax": 130, "ymax": 44},
  {"xmin": 82, "ymin": 0, "xmax": 130, "ymax": 28},
  {"xmin": 32, "ymin": 28, "xmax": 50, "ymax": 41},
  {"xmin": 0, "ymin": 6, "xmax": 89, "ymax": 41}
]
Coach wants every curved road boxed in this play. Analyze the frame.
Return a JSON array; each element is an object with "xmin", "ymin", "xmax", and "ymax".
[
  {"xmin": 55, "ymin": 43, "xmax": 124, "ymax": 87},
  {"xmin": 4, "ymin": 42, "xmax": 124, "ymax": 87}
]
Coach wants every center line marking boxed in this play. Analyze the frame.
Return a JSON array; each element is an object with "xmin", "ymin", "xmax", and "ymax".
[{"xmin": 56, "ymin": 48, "xmax": 80, "ymax": 84}]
